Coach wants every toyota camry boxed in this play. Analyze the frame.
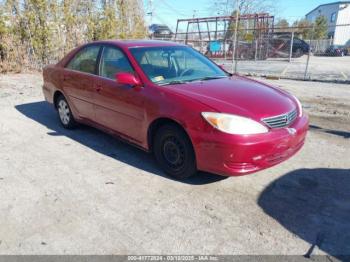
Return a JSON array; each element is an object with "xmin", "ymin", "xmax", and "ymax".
[{"xmin": 43, "ymin": 40, "xmax": 308, "ymax": 180}]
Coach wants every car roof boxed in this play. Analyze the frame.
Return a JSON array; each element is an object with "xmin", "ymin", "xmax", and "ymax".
[
  {"xmin": 91, "ymin": 40, "xmax": 184, "ymax": 48},
  {"xmin": 152, "ymin": 24, "xmax": 169, "ymax": 28}
]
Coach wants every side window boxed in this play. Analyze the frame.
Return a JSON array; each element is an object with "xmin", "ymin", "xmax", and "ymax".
[
  {"xmin": 331, "ymin": 12, "xmax": 336, "ymax": 22},
  {"xmin": 66, "ymin": 46, "xmax": 100, "ymax": 74},
  {"xmin": 99, "ymin": 46, "xmax": 134, "ymax": 79}
]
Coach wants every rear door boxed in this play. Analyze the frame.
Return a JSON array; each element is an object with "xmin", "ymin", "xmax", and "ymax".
[
  {"xmin": 93, "ymin": 45, "xmax": 146, "ymax": 143},
  {"xmin": 63, "ymin": 45, "xmax": 101, "ymax": 120}
]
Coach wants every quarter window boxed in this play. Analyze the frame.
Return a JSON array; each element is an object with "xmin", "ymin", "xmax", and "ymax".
[
  {"xmin": 66, "ymin": 46, "xmax": 100, "ymax": 74},
  {"xmin": 99, "ymin": 46, "xmax": 134, "ymax": 80}
]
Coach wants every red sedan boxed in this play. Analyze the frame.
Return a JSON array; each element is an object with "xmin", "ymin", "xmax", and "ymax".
[{"xmin": 43, "ymin": 40, "xmax": 308, "ymax": 179}]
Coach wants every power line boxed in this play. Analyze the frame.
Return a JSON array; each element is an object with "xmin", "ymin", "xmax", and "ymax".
[{"xmin": 157, "ymin": 0, "xmax": 209, "ymax": 17}]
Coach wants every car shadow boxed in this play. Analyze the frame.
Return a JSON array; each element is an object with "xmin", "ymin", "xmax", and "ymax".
[
  {"xmin": 258, "ymin": 168, "xmax": 350, "ymax": 260},
  {"xmin": 310, "ymin": 124, "xmax": 350, "ymax": 139},
  {"xmin": 15, "ymin": 101, "xmax": 227, "ymax": 185}
]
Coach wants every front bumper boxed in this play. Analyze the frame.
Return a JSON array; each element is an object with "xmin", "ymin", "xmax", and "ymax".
[{"xmin": 191, "ymin": 115, "xmax": 309, "ymax": 176}]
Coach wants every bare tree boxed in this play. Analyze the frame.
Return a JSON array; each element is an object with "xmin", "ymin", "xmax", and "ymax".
[
  {"xmin": 211, "ymin": 0, "xmax": 279, "ymax": 16},
  {"xmin": 0, "ymin": 0, "xmax": 147, "ymax": 72}
]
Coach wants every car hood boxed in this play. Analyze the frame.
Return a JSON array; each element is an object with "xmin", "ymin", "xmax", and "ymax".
[{"xmin": 166, "ymin": 75, "xmax": 296, "ymax": 120}]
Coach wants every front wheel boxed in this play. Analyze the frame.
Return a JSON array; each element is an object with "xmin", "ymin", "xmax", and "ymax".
[
  {"xmin": 154, "ymin": 124, "xmax": 197, "ymax": 180},
  {"xmin": 56, "ymin": 95, "xmax": 77, "ymax": 129}
]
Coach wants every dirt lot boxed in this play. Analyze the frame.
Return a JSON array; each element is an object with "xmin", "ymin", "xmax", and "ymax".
[{"xmin": 0, "ymin": 73, "xmax": 349, "ymax": 259}]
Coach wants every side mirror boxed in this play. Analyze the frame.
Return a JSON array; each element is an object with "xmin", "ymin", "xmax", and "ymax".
[{"xmin": 115, "ymin": 72, "xmax": 142, "ymax": 88}]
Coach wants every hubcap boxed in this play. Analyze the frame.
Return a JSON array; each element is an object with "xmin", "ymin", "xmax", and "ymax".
[
  {"xmin": 162, "ymin": 137, "xmax": 185, "ymax": 169},
  {"xmin": 58, "ymin": 100, "xmax": 70, "ymax": 125}
]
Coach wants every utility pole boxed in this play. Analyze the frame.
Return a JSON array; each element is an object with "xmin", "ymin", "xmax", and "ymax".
[
  {"xmin": 146, "ymin": 0, "xmax": 153, "ymax": 25},
  {"xmin": 192, "ymin": 9, "xmax": 197, "ymax": 19},
  {"xmin": 231, "ymin": 0, "xmax": 239, "ymax": 73},
  {"xmin": 146, "ymin": 0, "xmax": 153, "ymax": 38},
  {"xmin": 192, "ymin": 10, "xmax": 197, "ymax": 40}
]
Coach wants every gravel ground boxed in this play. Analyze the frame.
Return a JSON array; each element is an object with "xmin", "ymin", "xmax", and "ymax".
[{"xmin": 0, "ymin": 73, "xmax": 349, "ymax": 259}]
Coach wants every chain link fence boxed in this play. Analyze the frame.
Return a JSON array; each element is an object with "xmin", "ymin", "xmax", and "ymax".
[
  {"xmin": 155, "ymin": 24, "xmax": 350, "ymax": 83},
  {"xmin": 3, "ymin": 20, "xmax": 349, "ymax": 82}
]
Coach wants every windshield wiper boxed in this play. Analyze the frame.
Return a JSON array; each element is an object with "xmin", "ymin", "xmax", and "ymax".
[
  {"xmin": 157, "ymin": 80, "xmax": 189, "ymax": 86},
  {"xmin": 190, "ymin": 76, "xmax": 228, "ymax": 82},
  {"xmin": 156, "ymin": 76, "xmax": 227, "ymax": 86}
]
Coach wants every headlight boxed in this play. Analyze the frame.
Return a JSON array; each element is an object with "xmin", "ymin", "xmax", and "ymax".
[
  {"xmin": 292, "ymin": 95, "xmax": 303, "ymax": 117},
  {"xmin": 201, "ymin": 112, "xmax": 268, "ymax": 135}
]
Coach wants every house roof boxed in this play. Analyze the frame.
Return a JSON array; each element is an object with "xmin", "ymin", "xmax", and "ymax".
[{"xmin": 305, "ymin": 1, "xmax": 350, "ymax": 17}]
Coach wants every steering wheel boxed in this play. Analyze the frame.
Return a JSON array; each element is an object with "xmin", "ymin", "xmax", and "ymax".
[{"xmin": 180, "ymin": 68, "xmax": 194, "ymax": 77}]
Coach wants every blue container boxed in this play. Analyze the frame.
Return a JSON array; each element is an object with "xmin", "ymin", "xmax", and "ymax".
[{"xmin": 209, "ymin": 41, "xmax": 221, "ymax": 52}]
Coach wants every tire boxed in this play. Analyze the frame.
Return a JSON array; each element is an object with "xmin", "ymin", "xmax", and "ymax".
[
  {"xmin": 154, "ymin": 124, "xmax": 197, "ymax": 180},
  {"xmin": 293, "ymin": 48, "xmax": 303, "ymax": 58},
  {"xmin": 56, "ymin": 95, "xmax": 77, "ymax": 129}
]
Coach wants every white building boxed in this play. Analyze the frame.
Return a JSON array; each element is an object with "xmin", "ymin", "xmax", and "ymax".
[{"xmin": 305, "ymin": 1, "xmax": 350, "ymax": 45}]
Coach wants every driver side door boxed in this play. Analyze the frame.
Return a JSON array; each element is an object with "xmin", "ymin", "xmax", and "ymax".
[{"xmin": 93, "ymin": 45, "xmax": 145, "ymax": 143}]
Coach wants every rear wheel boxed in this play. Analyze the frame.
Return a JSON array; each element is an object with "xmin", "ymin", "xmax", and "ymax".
[
  {"xmin": 154, "ymin": 124, "xmax": 197, "ymax": 180},
  {"xmin": 56, "ymin": 95, "xmax": 77, "ymax": 129},
  {"xmin": 293, "ymin": 48, "xmax": 303, "ymax": 58}
]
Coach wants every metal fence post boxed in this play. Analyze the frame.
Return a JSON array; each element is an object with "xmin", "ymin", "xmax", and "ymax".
[
  {"xmin": 304, "ymin": 52, "xmax": 311, "ymax": 80},
  {"xmin": 304, "ymin": 24, "xmax": 315, "ymax": 80},
  {"xmin": 289, "ymin": 31, "xmax": 294, "ymax": 62}
]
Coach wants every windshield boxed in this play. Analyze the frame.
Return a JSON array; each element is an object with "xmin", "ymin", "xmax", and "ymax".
[{"xmin": 129, "ymin": 46, "xmax": 228, "ymax": 85}]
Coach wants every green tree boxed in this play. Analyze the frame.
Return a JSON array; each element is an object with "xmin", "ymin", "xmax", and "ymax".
[
  {"xmin": 293, "ymin": 19, "xmax": 313, "ymax": 39},
  {"xmin": 0, "ymin": 10, "xmax": 7, "ymax": 61},
  {"xmin": 2, "ymin": 0, "xmax": 33, "ymax": 71},
  {"xmin": 275, "ymin": 19, "xmax": 290, "ymax": 32},
  {"xmin": 314, "ymin": 15, "xmax": 328, "ymax": 39},
  {"xmin": 62, "ymin": 0, "xmax": 78, "ymax": 52},
  {"xmin": 127, "ymin": 0, "xmax": 147, "ymax": 39},
  {"xmin": 22, "ymin": 0, "xmax": 53, "ymax": 64},
  {"xmin": 84, "ymin": 1, "xmax": 100, "ymax": 41},
  {"xmin": 225, "ymin": 10, "xmax": 245, "ymax": 40},
  {"xmin": 100, "ymin": 0, "xmax": 118, "ymax": 39},
  {"xmin": 0, "ymin": 12, "xmax": 7, "ymax": 37}
]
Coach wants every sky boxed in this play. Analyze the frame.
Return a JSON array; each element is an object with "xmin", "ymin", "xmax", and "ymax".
[{"xmin": 143, "ymin": 0, "xmax": 350, "ymax": 30}]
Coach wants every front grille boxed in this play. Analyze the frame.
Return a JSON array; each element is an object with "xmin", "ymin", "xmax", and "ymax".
[{"xmin": 262, "ymin": 109, "xmax": 297, "ymax": 129}]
